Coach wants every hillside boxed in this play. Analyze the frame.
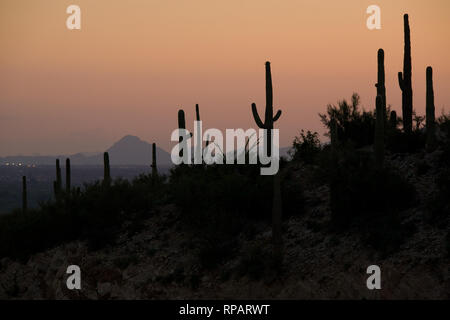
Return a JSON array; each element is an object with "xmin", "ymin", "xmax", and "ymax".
[{"xmin": 0, "ymin": 148, "xmax": 448, "ymax": 299}]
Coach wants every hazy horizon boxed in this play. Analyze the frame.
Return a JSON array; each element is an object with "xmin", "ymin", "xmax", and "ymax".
[{"xmin": 1, "ymin": 0, "xmax": 450, "ymax": 157}]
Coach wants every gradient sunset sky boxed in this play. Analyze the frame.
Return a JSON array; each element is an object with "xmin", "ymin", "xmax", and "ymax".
[{"xmin": 1, "ymin": 0, "xmax": 449, "ymax": 156}]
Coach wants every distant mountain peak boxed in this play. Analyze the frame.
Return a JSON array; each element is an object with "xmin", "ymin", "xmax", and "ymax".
[{"xmin": 116, "ymin": 135, "xmax": 144, "ymax": 143}]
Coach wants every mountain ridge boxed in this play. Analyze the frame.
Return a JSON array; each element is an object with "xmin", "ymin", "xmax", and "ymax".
[{"xmin": 0, "ymin": 135, "xmax": 292, "ymax": 166}]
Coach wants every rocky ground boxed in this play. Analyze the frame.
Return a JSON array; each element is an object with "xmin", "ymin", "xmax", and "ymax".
[{"xmin": 0, "ymin": 151, "xmax": 449, "ymax": 299}]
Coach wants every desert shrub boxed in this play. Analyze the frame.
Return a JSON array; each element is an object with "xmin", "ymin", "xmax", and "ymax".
[
  {"xmin": 169, "ymin": 163, "xmax": 304, "ymax": 268},
  {"xmin": 170, "ymin": 163, "xmax": 303, "ymax": 222},
  {"xmin": 387, "ymin": 129, "xmax": 425, "ymax": 153},
  {"xmin": 361, "ymin": 214, "xmax": 415, "ymax": 255},
  {"xmin": 0, "ymin": 174, "xmax": 163, "ymax": 260},
  {"xmin": 319, "ymin": 93, "xmax": 376, "ymax": 148},
  {"xmin": 195, "ymin": 210, "xmax": 242, "ymax": 269},
  {"xmin": 236, "ymin": 242, "xmax": 281, "ymax": 280},
  {"xmin": 329, "ymin": 147, "xmax": 416, "ymax": 226},
  {"xmin": 438, "ymin": 115, "xmax": 450, "ymax": 165},
  {"xmin": 328, "ymin": 148, "xmax": 416, "ymax": 252},
  {"xmin": 437, "ymin": 112, "xmax": 450, "ymax": 137},
  {"xmin": 290, "ymin": 130, "xmax": 321, "ymax": 164},
  {"xmin": 427, "ymin": 169, "xmax": 450, "ymax": 225}
]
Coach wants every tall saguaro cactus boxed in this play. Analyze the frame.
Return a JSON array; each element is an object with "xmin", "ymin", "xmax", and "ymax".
[
  {"xmin": 375, "ymin": 95, "xmax": 385, "ymax": 169},
  {"xmin": 376, "ymin": 49, "xmax": 387, "ymax": 120},
  {"xmin": 151, "ymin": 143, "xmax": 158, "ymax": 177},
  {"xmin": 426, "ymin": 66, "xmax": 436, "ymax": 151},
  {"xmin": 178, "ymin": 109, "xmax": 186, "ymax": 158},
  {"xmin": 66, "ymin": 158, "xmax": 71, "ymax": 193},
  {"xmin": 251, "ymin": 62, "xmax": 282, "ymax": 157},
  {"xmin": 195, "ymin": 104, "xmax": 200, "ymax": 122},
  {"xmin": 22, "ymin": 176, "xmax": 27, "ymax": 213},
  {"xmin": 390, "ymin": 110, "xmax": 397, "ymax": 130},
  {"xmin": 104, "ymin": 152, "xmax": 111, "ymax": 185},
  {"xmin": 55, "ymin": 159, "xmax": 62, "ymax": 197},
  {"xmin": 398, "ymin": 14, "xmax": 413, "ymax": 134},
  {"xmin": 195, "ymin": 104, "xmax": 202, "ymax": 163}
]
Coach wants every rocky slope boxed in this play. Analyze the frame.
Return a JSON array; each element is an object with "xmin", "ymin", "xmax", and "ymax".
[{"xmin": 0, "ymin": 152, "xmax": 449, "ymax": 300}]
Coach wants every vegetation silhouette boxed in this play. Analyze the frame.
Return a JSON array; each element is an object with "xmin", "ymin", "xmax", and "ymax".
[{"xmin": 1, "ymin": 13, "xmax": 449, "ymax": 272}]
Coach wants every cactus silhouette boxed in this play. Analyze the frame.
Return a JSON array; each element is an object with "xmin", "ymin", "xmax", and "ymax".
[
  {"xmin": 104, "ymin": 152, "xmax": 111, "ymax": 185},
  {"xmin": 426, "ymin": 66, "xmax": 436, "ymax": 151},
  {"xmin": 251, "ymin": 61, "xmax": 282, "ymax": 157},
  {"xmin": 22, "ymin": 176, "xmax": 27, "ymax": 213},
  {"xmin": 55, "ymin": 159, "xmax": 62, "ymax": 197},
  {"xmin": 390, "ymin": 110, "xmax": 397, "ymax": 129},
  {"xmin": 177, "ymin": 109, "xmax": 192, "ymax": 159},
  {"xmin": 178, "ymin": 109, "xmax": 186, "ymax": 158},
  {"xmin": 53, "ymin": 181, "xmax": 57, "ymax": 198},
  {"xmin": 375, "ymin": 95, "xmax": 385, "ymax": 168},
  {"xmin": 66, "ymin": 158, "xmax": 71, "ymax": 193},
  {"xmin": 195, "ymin": 104, "xmax": 200, "ymax": 121},
  {"xmin": 376, "ymin": 49, "xmax": 387, "ymax": 120},
  {"xmin": 178, "ymin": 109, "xmax": 186, "ymax": 137},
  {"xmin": 151, "ymin": 142, "xmax": 158, "ymax": 177},
  {"xmin": 398, "ymin": 14, "xmax": 413, "ymax": 134},
  {"xmin": 194, "ymin": 104, "xmax": 202, "ymax": 163}
]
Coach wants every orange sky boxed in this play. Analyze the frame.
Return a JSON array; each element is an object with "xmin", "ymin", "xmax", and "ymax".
[{"xmin": 1, "ymin": 0, "xmax": 449, "ymax": 156}]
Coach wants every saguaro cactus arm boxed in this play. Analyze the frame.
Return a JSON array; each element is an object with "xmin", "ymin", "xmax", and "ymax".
[
  {"xmin": 251, "ymin": 103, "xmax": 265, "ymax": 128},
  {"xmin": 273, "ymin": 110, "xmax": 282, "ymax": 121}
]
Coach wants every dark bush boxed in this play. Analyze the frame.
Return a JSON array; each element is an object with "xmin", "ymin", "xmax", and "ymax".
[
  {"xmin": 169, "ymin": 163, "xmax": 304, "ymax": 268},
  {"xmin": 0, "ymin": 174, "xmax": 164, "ymax": 260},
  {"xmin": 427, "ymin": 169, "xmax": 450, "ymax": 224},
  {"xmin": 329, "ymin": 147, "xmax": 416, "ymax": 226},
  {"xmin": 290, "ymin": 130, "xmax": 321, "ymax": 164},
  {"xmin": 319, "ymin": 93, "xmax": 376, "ymax": 148}
]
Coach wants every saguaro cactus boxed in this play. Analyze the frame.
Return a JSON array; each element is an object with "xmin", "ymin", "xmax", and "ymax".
[
  {"xmin": 390, "ymin": 110, "xmax": 397, "ymax": 130},
  {"xmin": 426, "ymin": 66, "xmax": 436, "ymax": 151},
  {"xmin": 195, "ymin": 104, "xmax": 200, "ymax": 122},
  {"xmin": 104, "ymin": 152, "xmax": 111, "ymax": 185},
  {"xmin": 55, "ymin": 159, "xmax": 62, "ymax": 197},
  {"xmin": 398, "ymin": 14, "xmax": 413, "ymax": 134},
  {"xmin": 151, "ymin": 143, "xmax": 158, "ymax": 177},
  {"xmin": 375, "ymin": 95, "xmax": 385, "ymax": 168},
  {"xmin": 22, "ymin": 176, "xmax": 27, "ymax": 213},
  {"xmin": 53, "ymin": 181, "xmax": 58, "ymax": 198},
  {"xmin": 194, "ymin": 104, "xmax": 202, "ymax": 163},
  {"xmin": 66, "ymin": 158, "xmax": 71, "ymax": 193},
  {"xmin": 251, "ymin": 61, "xmax": 282, "ymax": 157},
  {"xmin": 178, "ymin": 109, "xmax": 186, "ymax": 158},
  {"xmin": 376, "ymin": 49, "xmax": 387, "ymax": 120}
]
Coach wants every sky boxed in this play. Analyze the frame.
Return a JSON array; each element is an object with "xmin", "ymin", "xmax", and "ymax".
[{"xmin": 1, "ymin": 0, "xmax": 449, "ymax": 156}]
